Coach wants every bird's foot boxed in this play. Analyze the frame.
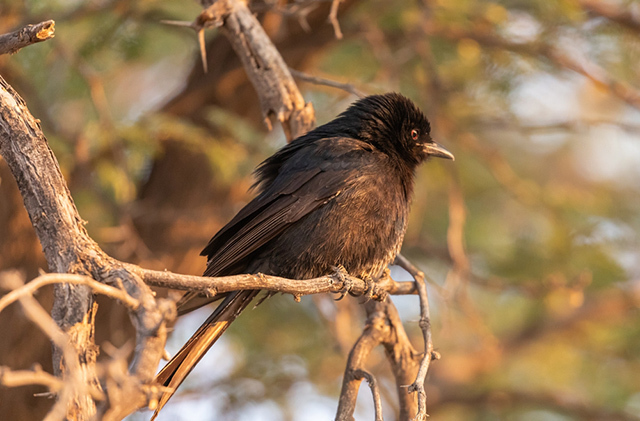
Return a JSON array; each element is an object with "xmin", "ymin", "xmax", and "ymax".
[
  {"xmin": 332, "ymin": 265, "xmax": 353, "ymax": 301},
  {"xmin": 359, "ymin": 274, "xmax": 388, "ymax": 302}
]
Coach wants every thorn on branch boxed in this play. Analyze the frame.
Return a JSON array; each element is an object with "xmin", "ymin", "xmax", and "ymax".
[
  {"xmin": 329, "ymin": 0, "xmax": 344, "ymax": 39},
  {"xmin": 198, "ymin": 29, "xmax": 208, "ymax": 73},
  {"xmin": 161, "ymin": 0, "xmax": 232, "ymax": 73}
]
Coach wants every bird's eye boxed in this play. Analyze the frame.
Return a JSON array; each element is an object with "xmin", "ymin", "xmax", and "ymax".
[{"xmin": 411, "ymin": 129, "xmax": 419, "ymax": 141}]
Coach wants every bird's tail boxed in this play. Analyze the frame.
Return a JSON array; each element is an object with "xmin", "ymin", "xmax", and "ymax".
[{"xmin": 152, "ymin": 289, "xmax": 260, "ymax": 420}]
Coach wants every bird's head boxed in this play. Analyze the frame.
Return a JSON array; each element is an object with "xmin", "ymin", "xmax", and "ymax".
[{"xmin": 345, "ymin": 93, "xmax": 454, "ymax": 166}]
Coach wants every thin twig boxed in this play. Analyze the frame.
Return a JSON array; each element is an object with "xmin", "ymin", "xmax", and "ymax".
[
  {"xmin": 289, "ymin": 68, "xmax": 366, "ymax": 98},
  {"xmin": 335, "ymin": 302, "xmax": 387, "ymax": 420},
  {"xmin": 11, "ymin": 274, "xmax": 105, "ymax": 421},
  {"xmin": 0, "ymin": 366, "xmax": 64, "ymax": 392},
  {"xmin": 0, "ymin": 272, "xmax": 140, "ymax": 314},
  {"xmin": 0, "ymin": 20, "xmax": 55, "ymax": 55},
  {"xmin": 352, "ymin": 369, "xmax": 384, "ymax": 421},
  {"xmin": 395, "ymin": 254, "xmax": 438, "ymax": 421}
]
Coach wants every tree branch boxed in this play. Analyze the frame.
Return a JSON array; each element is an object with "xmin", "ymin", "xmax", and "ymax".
[
  {"xmin": 0, "ymin": 20, "xmax": 55, "ymax": 56},
  {"xmin": 336, "ymin": 296, "xmax": 424, "ymax": 420},
  {"xmin": 131, "ymin": 263, "xmax": 415, "ymax": 300},
  {"xmin": 395, "ymin": 255, "xmax": 439, "ymax": 421},
  {"xmin": 289, "ymin": 68, "xmax": 366, "ymax": 98},
  {"xmin": 352, "ymin": 369, "xmax": 383, "ymax": 421},
  {"xmin": 0, "ymin": 272, "xmax": 140, "ymax": 314},
  {"xmin": 335, "ymin": 300, "xmax": 387, "ymax": 420},
  {"xmin": 0, "ymin": 365, "xmax": 64, "ymax": 392},
  {"xmin": 0, "ymin": 75, "xmax": 170, "ymax": 420},
  {"xmin": 165, "ymin": 0, "xmax": 316, "ymax": 140}
]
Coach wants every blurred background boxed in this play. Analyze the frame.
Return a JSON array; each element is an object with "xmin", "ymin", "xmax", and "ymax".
[{"xmin": 1, "ymin": 0, "xmax": 640, "ymax": 420}]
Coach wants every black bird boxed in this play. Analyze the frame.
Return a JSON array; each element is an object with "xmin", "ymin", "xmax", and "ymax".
[{"xmin": 152, "ymin": 93, "xmax": 454, "ymax": 418}]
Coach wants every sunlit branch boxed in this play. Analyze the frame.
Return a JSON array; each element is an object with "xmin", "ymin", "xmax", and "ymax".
[{"xmin": 0, "ymin": 20, "xmax": 55, "ymax": 55}]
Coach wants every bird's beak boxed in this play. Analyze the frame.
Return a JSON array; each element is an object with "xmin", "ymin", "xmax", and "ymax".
[{"xmin": 423, "ymin": 142, "xmax": 455, "ymax": 161}]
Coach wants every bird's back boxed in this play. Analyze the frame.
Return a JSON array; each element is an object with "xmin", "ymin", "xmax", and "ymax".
[{"xmin": 206, "ymin": 135, "xmax": 413, "ymax": 282}]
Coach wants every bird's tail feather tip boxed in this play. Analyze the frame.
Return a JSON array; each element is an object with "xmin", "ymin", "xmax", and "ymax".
[{"xmin": 148, "ymin": 290, "xmax": 259, "ymax": 419}]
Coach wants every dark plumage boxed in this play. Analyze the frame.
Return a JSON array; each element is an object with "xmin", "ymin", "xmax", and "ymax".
[{"xmin": 152, "ymin": 93, "xmax": 454, "ymax": 418}]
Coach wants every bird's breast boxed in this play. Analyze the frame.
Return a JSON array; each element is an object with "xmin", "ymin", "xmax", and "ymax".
[{"xmin": 258, "ymin": 167, "xmax": 411, "ymax": 281}]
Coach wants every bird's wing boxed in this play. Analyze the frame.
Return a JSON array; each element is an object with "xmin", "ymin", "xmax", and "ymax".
[{"xmin": 178, "ymin": 137, "xmax": 372, "ymax": 313}]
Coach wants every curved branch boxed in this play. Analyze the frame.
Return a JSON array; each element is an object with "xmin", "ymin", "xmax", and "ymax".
[
  {"xmin": 0, "ymin": 272, "xmax": 140, "ymax": 314},
  {"xmin": 395, "ymin": 255, "xmax": 438, "ymax": 421},
  {"xmin": 352, "ymin": 369, "xmax": 383, "ymax": 421},
  {"xmin": 335, "ymin": 300, "xmax": 387, "ymax": 420}
]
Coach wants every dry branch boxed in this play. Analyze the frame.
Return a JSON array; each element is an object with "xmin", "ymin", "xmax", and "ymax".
[
  {"xmin": 395, "ymin": 255, "xmax": 439, "ymax": 421},
  {"xmin": 336, "ymin": 297, "xmax": 424, "ymax": 420},
  {"xmin": 289, "ymin": 68, "xmax": 366, "ymax": 98},
  {"xmin": 132, "ymin": 263, "xmax": 415, "ymax": 300},
  {"xmin": 335, "ymin": 300, "xmax": 387, "ymax": 420},
  {"xmin": 167, "ymin": 0, "xmax": 316, "ymax": 140},
  {"xmin": 0, "ymin": 272, "xmax": 140, "ymax": 314},
  {"xmin": 0, "ymin": 366, "xmax": 64, "ymax": 392},
  {"xmin": 0, "ymin": 20, "xmax": 55, "ymax": 55},
  {"xmin": 0, "ymin": 75, "xmax": 169, "ymax": 420}
]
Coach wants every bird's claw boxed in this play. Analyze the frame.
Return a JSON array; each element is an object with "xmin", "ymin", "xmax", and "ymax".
[
  {"xmin": 360, "ymin": 274, "xmax": 375, "ymax": 302},
  {"xmin": 359, "ymin": 275, "xmax": 387, "ymax": 302},
  {"xmin": 332, "ymin": 265, "xmax": 353, "ymax": 301},
  {"xmin": 332, "ymin": 266, "xmax": 388, "ymax": 302}
]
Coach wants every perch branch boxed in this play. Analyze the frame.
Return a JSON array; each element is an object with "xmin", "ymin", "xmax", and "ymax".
[
  {"xmin": 131, "ymin": 264, "xmax": 416, "ymax": 300},
  {"xmin": 0, "ymin": 20, "xmax": 55, "ymax": 55}
]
